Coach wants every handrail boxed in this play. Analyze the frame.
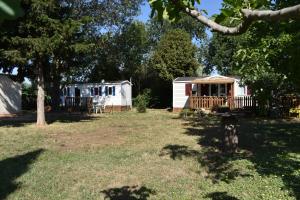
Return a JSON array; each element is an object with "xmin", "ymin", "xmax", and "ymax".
[{"xmin": 189, "ymin": 96, "xmax": 255, "ymax": 110}]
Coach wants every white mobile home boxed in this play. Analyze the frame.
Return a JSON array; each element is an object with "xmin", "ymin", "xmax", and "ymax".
[
  {"xmin": 61, "ymin": 80, "xmax": 132, "ymax": 111},
  {"xmin": 173, "ymin": 75, "xmax": 251, "ymax": 112},
  {"xmin": 0, "ymin": 74, "xmax": 22, "ymax": 116}
]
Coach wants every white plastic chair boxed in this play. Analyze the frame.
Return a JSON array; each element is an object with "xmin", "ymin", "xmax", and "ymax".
[{"xmin": 95, "ymin": 97, "xmax": 107, "ymax": 114}]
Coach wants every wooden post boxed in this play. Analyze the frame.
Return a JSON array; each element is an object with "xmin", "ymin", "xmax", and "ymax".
[{"xmin": 230, "ymin": 83, "xmax": 234, "ymax": 109}]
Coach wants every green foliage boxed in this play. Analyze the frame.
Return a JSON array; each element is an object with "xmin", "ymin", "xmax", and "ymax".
[
  {"xmin": 214, "ymin": 0, "xmax": 269, "ymax": 24},
  {"xmin": 149, "ymin": 29, "xmax": 199, "ymax": 81},
  {"xmin": 22, "ymin": 83, "xmax": 36, "ymax": 110},
  {"xmin": 0, "ymin": 0, "xmax": 23, "ymax": 21},
  {"xmin": 148, "ymin": 0, "xmax": 270, "ymax": 24},
  {"xmin": 134, "ymin": 89, "xmax": 151, "ymax": 113},
  {"xmin": 205, "ymin": 1, "xmax": 300, "ymax": 91},
  {"xmin": 147, "ymin": 14, "xmax": 206, "ymax": 46},
  {"xmin": 149, "ymin": 0, "xmax": 201, "ymax": 21},
  {"xmin": 205, "ymin": 33, "xmax": 241, "ymax": 75}
]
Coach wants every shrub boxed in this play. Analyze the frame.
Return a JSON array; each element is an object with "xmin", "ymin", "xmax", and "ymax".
[{"xmin": 134, "ymin": 89, "xmax": 151, "ymax": 113}]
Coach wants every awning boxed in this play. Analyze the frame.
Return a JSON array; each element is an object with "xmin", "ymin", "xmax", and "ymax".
[{"xmin": 191, "ymin": 77, "xmax": 235, "ymax": 84}]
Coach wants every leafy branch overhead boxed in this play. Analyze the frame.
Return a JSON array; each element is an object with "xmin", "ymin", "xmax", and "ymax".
[
  {"xmin": 0, "ymin": 0, "xmax": 23, "ymax": 20},
  {"xmin": 149, "ymin": 0, "xmax": 300, "ymax": 35}
]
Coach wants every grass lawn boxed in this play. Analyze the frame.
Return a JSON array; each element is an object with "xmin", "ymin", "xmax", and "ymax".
[{"xmin": 0, "ymin": 109, "xmax": 299, "ymax": 200}]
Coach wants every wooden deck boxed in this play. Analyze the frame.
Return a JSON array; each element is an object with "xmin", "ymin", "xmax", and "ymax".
[
  {"xmin": 64, "ymin": 97, "xmax": 93, "ymax": 112},
  {"xmin": 189, "ymin": 96, "xmax": 256, "ymax": 110}
]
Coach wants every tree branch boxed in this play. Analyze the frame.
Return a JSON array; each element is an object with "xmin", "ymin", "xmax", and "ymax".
[{"xmin": 184, "ymin": 4, "xmax": 300, "ymax": 35}]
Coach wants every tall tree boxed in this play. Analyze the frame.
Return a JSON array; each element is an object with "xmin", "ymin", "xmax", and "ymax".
[
  {"xmin": 205, "ymin": 33, "xmax": 240, "ymax": 75},
  {"xmin": 0, "ymin": 0, "xmax": 89, "ymax": 126},
  {"xmin": 0, "ymin": 0, "xmax": 144, "ymax": 126},
  {"xmin": 117, "ymin": 21, "xmax": 149, "ymax": 94},
  {"xmin": 144, "ymin": 29, "xmax": 199, "ymax": 107},
  {"xmin": 147, "ymin": 13, "xmax": 206, "ymax": 47},
  {"xmin": 149, "ymin": 29, "xmax": 199, "ymax": 81}
]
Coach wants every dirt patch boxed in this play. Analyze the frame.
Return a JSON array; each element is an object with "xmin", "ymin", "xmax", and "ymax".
[{"xmin": 47, "ymin": 128, "xmax": 125, "ymax": 150}]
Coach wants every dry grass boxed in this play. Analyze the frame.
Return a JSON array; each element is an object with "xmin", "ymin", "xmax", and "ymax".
[{"xmin": 0, "ymin": 110, "xmax": 299, "ymax": 200}]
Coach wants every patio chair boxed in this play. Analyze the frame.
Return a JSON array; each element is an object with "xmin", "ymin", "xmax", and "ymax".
[{"xmin": 94, "ymin": 97, "xmax": 107, "ymax": 114}]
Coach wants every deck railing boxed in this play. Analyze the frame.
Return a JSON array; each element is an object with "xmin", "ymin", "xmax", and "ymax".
[
  {"xmin": 190, "ymin": 96, "xmax": 227, "ymax": 109},
  {"xmin": 280, "ymin": 96, "xmax": 300, "ymax": 109},
  {"xmin": 64, "ymin": 97, "xmax": 93, "ymax": 111},
  {"xmin": 190, "ymin": 96, "xmax": 256, "ymax": 110},
  {"xmin": 230, "ymin": 96, "xmax": 256, "ymax": 109}
]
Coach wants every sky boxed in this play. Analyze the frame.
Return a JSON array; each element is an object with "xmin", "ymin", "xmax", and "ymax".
[{"xmin": 136, "ymin": 0, "xmax": 224, "ymax": 31}]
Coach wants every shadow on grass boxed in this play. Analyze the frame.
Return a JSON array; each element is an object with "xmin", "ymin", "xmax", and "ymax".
[
  {"xmin": 0, "ymin": 149, "xmax": 44, "ymax": 200},
  {"xmin": 160, "ymin": 144, "xmax": 199, "ymax": 160},
  {"xmin": 0, "ymin": 112, "xmax": 100, "ymax": 127},
  {"xmin": 101, "ymin": 185, "xmax": 156, "ymax": 200},
  {"xmin": 163, "ymin": 115, "xmax": 300, "ymax": 198},
  {"xmin": 205, "ymin": 192, "xmax": 240, "ymax": 200}
]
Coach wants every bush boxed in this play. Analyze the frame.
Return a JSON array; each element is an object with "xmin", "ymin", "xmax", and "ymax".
[
  {"xmin": 134, "ymin": 89, "xmax": 151, "ymax": 113},
  {"xmin": 211, "ymin": 105, "xmax": 230, "ymax": 113}
]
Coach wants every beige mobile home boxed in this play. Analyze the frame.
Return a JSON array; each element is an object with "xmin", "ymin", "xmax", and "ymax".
[{"xmin": 173, "ymin": 75, "xmax": 251, "ymax": 112}]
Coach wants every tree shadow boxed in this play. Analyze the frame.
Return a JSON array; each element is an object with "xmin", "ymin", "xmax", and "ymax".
[
  {"xmin": 205, "ymin": 192, "xmax": 240, "ymax": 200},
  {"xmin": 159, "ymin": 144, "xmax": 199, "ymax": 160},
  {"xmin": 239, "ymin": 120, "xmax": 300, "ymax": 199},
  {"xmin": 101, "ymin": 185, "xmax": 156, "ymax": 200},
  {"xmin": 0, "ymin": 112, "xmax": 100, "ymax": 127},
  {"xmin": 165, "ymin": 115, "xmax": 300, "ymax": 198},
  {"xmin": 0, "ymin": 149, "xmax": 44, "ymax": 200}
]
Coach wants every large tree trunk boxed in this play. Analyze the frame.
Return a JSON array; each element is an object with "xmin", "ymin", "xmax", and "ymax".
[
  {"xmin": 36, "ymin": 63, "xmax": 46, "ymax": 126},
  {"xmin": 221, "ymin": 115, "xmax": 238, "ymax": 153}
]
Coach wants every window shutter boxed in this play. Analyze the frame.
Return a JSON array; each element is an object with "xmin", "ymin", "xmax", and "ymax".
[
  {"xmin": 90, "ymin": 88, "xmax": 94, "ymax": 96},
  {"xmin": 99, "ymin": 87, "xmax": 102, "ymax": 96},
  {"xmin": 105, "ymin": 86, "xmax": 108, "ymax": 96},
  {"xmin": 112, "ymin": 86, "xmax": 115, "ymax": 96},
  {"xmin": 185, "ymin": 84, "xmax": 192, "ymax": 96},
  {"xmin": 94, "ymin": 87, "xmax": 99, "ymax": 96}
]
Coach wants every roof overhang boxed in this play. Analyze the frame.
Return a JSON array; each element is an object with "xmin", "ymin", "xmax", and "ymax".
[{"xmin": 191, "ymin": 76, "xmax": 235, "ymax": 84}]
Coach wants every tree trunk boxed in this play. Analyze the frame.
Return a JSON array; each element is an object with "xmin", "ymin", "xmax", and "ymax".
[
  {"xmin": 221, "ymin": 115, "xmax": 238, "ymax": 153},
  {"xmin": 36, "ymin": 63, "xmax": 47, "ymax": 126}
]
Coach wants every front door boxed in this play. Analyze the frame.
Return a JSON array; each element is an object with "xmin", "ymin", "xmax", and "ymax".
[{"xmin": 201, "ymin": 84, "xmax": 209, "ymax": 96}]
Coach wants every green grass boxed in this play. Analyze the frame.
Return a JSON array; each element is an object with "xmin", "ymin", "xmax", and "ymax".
[{"xmin": 0, "ymin": 110, "xmax": 299, "ymax": 200}]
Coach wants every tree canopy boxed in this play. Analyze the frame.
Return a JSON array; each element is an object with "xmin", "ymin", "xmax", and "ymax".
[{"xmin": 149, "ymin": 28, "xmax": 199, "ymax": 81}]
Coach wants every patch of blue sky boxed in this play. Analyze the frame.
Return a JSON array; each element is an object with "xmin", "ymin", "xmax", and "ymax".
[{"xmin": 136, "ymin": 0, "xmax": 223, "ymax": 37}]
